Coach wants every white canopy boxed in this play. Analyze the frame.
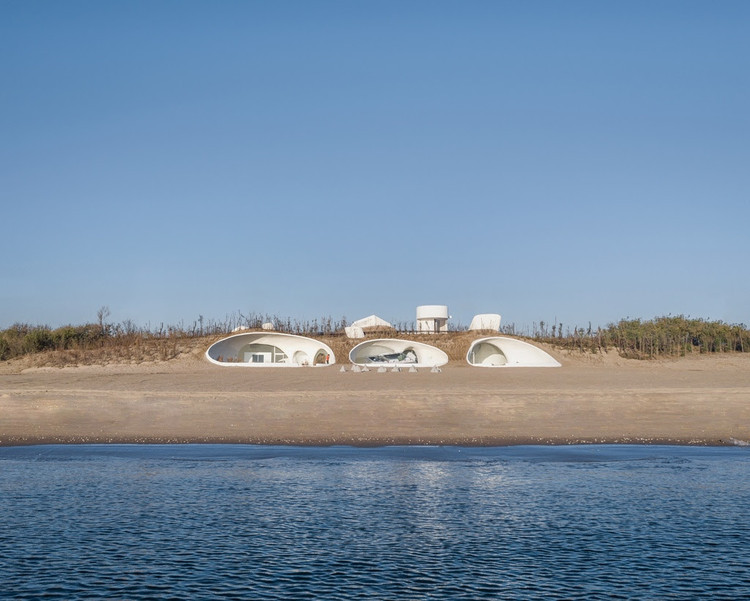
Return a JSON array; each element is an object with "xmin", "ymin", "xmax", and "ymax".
[{"xmin": 350, "ymin": 315, "xmax": 393, "ymax": 329}]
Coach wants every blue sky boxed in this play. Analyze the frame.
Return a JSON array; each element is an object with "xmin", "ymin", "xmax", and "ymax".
[{"xmin": 2, "ymin": 1, "xmax": 749, "ymax": 331}]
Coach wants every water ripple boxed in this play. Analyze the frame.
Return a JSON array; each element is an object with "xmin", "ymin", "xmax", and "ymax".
[{"xmin": 1, "ymin": 445, "xmax": 749, "ymax": 599}]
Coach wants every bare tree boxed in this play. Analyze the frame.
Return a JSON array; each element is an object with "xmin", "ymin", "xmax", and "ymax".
[{"xmin": 97, "ymin": 306, "xmax": 111, "ymax": 334}]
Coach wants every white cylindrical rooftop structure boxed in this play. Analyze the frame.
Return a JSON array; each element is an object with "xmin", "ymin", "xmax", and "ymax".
[
  {"xmin": 416, "ymin": 305, "xmax": 450, "ymax": 334},
  {"xmin": 416, "ymin": 305, "xmax": 449, "ymax": 320}
]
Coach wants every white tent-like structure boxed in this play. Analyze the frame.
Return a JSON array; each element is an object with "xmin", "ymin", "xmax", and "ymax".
[
  {"xmin": 466, "ymin": 337, "xmax": 561, "ymax": 368},
  {"xmin": 351, "ymin": 315, "xmax": 392, "ymax": 329},
  {"xmin": 349, "ymin": 338, "xmax": 449, "ymax": 367},
  {"xmin": 345, "ymin": 314, "xmax": 393, "ymax": 339},
  {"xmin": 206, "ymin": 332, "xmax": 335, "ymax": 367}
]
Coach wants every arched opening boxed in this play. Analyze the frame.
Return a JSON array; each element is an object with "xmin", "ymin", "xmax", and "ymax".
[
  {"xmin": 358, "ymin": 346, "xmax": 418, "ymax": 364},
  {"xmin": 399, "ymin": 348, "xmax": 418, "ymax": 363},
  {"xmin": 470, "ymin": 342, "xmax": 507, "ymax": 366},
  {"xmin": 293, "ymin": 350, "xmax": 311, "ymax": 366},
  {"xmin": 314, "ymin": 350, "xmax": 329, "ymax": 365},
  {"xmin": 355, "ymin": 343, "xmax": 396, "ymax": 364},
  {"xmin": 349, "ymin": 339, "xmax": 448, "ymax": 367}
]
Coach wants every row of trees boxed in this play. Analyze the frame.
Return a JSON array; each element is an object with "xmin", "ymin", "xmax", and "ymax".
[
  {"xmin": 528, "ymin": 316, "xmax": 749, "ymax": 358},
  {"xmin": 0, "ymin": 323, "xmax": 107, "ymax": 360}
]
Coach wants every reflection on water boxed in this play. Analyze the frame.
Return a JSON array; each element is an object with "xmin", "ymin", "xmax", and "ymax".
[{"xmin": 1, "ymin": 445, "xmax": 749, "ymax": 599}]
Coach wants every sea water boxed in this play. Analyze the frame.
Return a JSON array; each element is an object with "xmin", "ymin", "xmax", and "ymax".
[{"xmin": 1, "ymin": 444, "xmax": 749, "ymax": 599}]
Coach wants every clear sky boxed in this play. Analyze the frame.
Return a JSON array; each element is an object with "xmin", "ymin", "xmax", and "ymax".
[{"xmin": 2, "ymin": 1, "xmax": 749, "ymax": 331}]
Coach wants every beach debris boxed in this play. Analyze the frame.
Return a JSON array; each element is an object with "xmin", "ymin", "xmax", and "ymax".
[
  {"xmin": 408, "ymin": 366, "xmax": 418, "ymax": 373},
  {"xmin": 377, "ymin": 366, "xmax": 387, "ymax": 373},
  {"xmin": 352, "ymin": 365, "xmax": 362, "ymax": 372},
  {"xmin": 430, "ymin": 366, "xmax": 442, "ymax": 373}
]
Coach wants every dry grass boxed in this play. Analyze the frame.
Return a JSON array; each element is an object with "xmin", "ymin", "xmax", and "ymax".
[
  {"xmin": 17, "ymin": 336, "xmax": 207, "ymax": 368},
  {"xmin": 12, "ymin": 330, "xmax": 504, "ymax": 368}
]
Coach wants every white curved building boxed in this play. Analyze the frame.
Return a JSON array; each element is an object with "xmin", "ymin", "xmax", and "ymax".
[
  {"xmin": 467, "ymin": 337, "xmax": 561, "ymax": 368},
  {"xmin": 349, "ymin": 338, "xmax": 449, "ymax": 367},
  {"xmin": 206, "ymin": 332, "xmax": 335, "ymax": 367}
]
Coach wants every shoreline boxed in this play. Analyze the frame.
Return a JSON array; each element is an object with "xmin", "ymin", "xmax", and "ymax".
[
  {"xmin": 2, "ymin": 437, "xmax": 746, "ymax": 448},
  {"xmin": 2, "ymin": 352, "xmax": 749, "ymax": 448}
]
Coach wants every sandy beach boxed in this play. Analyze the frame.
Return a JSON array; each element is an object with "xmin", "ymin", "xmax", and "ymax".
[{"xmin": 1, "ymin": 349, "xmax": 749, "ymax": 447}]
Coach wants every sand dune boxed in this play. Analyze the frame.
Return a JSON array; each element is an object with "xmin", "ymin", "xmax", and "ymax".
[{"xmin": 1, "ymin": 351, "xmax": 749, "ymax": 446}]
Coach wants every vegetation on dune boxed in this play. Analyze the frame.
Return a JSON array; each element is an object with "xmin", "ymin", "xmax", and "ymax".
[
  {"xmin": 1, "ymin": 307, "xmax": 748, "ymax": 366},
  {"xmin": 520, "ymin": 316, "xmax": 750, "ymax": 359}
]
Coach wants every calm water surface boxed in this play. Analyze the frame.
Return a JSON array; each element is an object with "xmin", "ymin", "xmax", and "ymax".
[{"xmin": 1, "ymin": 444, "xmax": 749, "ymax": 599}]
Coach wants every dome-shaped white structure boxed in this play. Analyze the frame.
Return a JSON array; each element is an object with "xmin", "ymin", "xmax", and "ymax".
[
  {"xmin": 349, "ymin": 338, "xmax": 449, "ymax": 367},
  {"xmin": 467, "ymin": 337, "xmax": 560, "ymax": 368},
  {"xmin": 206, "ymin": 332, "xmax": 335, "ymax": 367}
]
